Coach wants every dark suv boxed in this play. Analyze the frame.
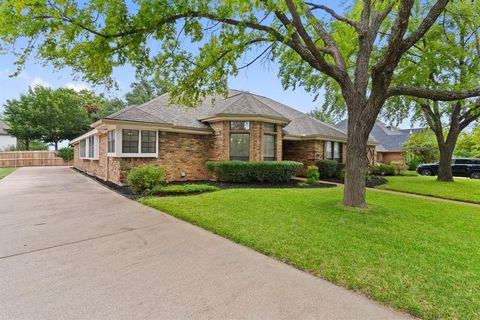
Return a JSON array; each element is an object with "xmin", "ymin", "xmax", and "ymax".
[{"xmin": 417, "ymin": 158, "xmax": 480, "ymax": 179}]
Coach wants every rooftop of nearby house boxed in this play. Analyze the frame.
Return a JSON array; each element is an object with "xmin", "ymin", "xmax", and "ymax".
[
  {"xmin": 102, "ymin": 89, "xmax": 364, "ymax": 142},
  {"xmin": 335, "ymin": 120, "xmax": 423, "ymax": 152}
]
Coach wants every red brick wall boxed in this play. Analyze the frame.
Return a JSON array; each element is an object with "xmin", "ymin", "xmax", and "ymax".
[{"xmin": 378, "ymin": 152, "xmax": 404, "ymax": 164}]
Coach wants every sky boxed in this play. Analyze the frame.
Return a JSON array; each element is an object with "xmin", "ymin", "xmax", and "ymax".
[{"xmin": 0, "ymin": 50, "xmax": 328, "ymax": 116}]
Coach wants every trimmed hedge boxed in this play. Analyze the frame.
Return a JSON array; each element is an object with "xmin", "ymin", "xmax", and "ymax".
[
  {"xmin": 206, "ymin": 161, "xmax": 303, "ymax": 183},
  {"xmin": 316, "ymin": 160, "xmax": 339, "ymax": 179},
  {"xmin": 127, "ymin": 165, "xmax": 165, "ymax": 194},
  {"xmin": 149, "ymin": 184, "xmax": 219, "ymax": 196}
]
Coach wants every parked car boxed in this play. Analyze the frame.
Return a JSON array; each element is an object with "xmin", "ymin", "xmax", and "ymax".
[{"xmin": 417, "ymin": 158, "xmax": 480, "ymax": 179}]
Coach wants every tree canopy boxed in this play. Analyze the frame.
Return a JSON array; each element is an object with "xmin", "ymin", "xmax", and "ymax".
[
  {"xmin": 2, "ymin": 0, "xmax": 480, "ymax": 206},
  {"xmin": 125, "ymin": 78, "xmax": 166, "ymax": 106}
]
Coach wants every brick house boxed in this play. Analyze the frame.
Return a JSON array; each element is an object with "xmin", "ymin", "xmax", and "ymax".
[
  {"xmin": 72, "ymin": 90, "xmax": 377, "ymax": 184},
  {"xmin": 336, "ymin": 120, "xmax": 423, "ymax": 164}
]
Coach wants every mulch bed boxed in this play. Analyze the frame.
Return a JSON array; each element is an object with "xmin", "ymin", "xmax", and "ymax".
[
  {"xmin": 167, "ymin": 180, "xmax": 337, "ymax": 190},
  {"xmin": 73, "ymin": 168, "xmax": 337, "ymax": 198}
]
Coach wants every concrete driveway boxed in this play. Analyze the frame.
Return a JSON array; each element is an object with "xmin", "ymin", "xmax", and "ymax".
[{"xmin": 0, "ymin": 167, "xmax": 409, "ymax": 319}]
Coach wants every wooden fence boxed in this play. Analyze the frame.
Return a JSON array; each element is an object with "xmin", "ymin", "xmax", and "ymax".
[{"xmin": 0, "ymin": 151, "xmax": 72, "ymax": 168}]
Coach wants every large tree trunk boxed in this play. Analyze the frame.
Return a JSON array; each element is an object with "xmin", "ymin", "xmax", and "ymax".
[
  {"xmin": 437, "ymin": 143, "xmax": 455, "ymax": 182},
  {"xmin": 343, "ymin": 117, "xmax": 370, "ymax": 208},
  {"xmin": 25, "ymin": 139, "xmax": 30, "ymax": 151},
  {"xmin": 436, "ymin": 130, "xmax": 460, "ymax": 182},
  {"xmin": 54, "ymin": 141, "xmax": 58, "ymax": 151}
]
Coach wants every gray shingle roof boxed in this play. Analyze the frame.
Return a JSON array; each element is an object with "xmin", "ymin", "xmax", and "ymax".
[
  {"xmin": 336, "ymin": 120, "xmax": 420, "ymax": 152},
  {"xmin": 105, "ymin": 89, "xmax": 349, "ymax": 140}
]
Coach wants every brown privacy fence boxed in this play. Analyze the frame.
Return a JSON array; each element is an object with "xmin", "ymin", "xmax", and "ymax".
[{"xmin": 0, "ymin": 151, "xmax": 72, "ymax": 168}]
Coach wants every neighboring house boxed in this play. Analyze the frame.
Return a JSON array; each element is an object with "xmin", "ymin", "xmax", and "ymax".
[
  {"xmin": 0, "ymin": 121, "xmax": 17, "ymax": 151},
  {"xmin": 336, "ymin": 120, "xmax": 422, "ymax": 164},
  {"xmin": 72, "ymin": 90, "xmax": 378, "ymax": 184}
]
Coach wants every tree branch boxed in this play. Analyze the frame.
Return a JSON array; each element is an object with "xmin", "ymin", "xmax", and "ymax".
[
  {"xmin": 304, "ymin": 2, "xmax": 359, "ymax": 31},
  {"xmin": 401, "ymin": 0, "xmax": 450, "ymax": 53},
  {"xmin": 387, "ymin": 86, "xmax": 480, "ymax": 101}
]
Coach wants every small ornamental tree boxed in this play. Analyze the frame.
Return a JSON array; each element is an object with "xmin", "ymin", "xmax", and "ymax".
[{"xmin": 2, "ymin": 1, "xmax": 480, "ymax": 207}]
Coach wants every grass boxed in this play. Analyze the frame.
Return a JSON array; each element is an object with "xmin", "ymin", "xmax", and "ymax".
[
  {"xmin": 142, "ymin": 188, "xmax": 480, "ymax": 319},
  {"xmin": 0, "ymin": 167, "xmax": 15, "ymax": 180},
  {"xmin": 378, "ymin": 175, "xmax": 480, "ymax": 203},
  {"xmin": 148, "ymin": 184, "xmax": 219, "ymax": 195}
]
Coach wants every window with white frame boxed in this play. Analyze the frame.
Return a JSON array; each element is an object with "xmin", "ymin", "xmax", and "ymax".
[
  {"xmin": 122, "ymin": 129, "xmax": 139, "ymax": 153},
  {"xmin": 141, "ymin": 130, "xmax": 156, "ymax": 153},
  {"xmin": 88, "ymin": 136, "xmax": 95, "ymax": 158},
  {"xmin": 119, "ymin": 129, "xmax": 157, "ymax": 155},
  {"xmin": 108, "ymin": 130, "xmax": 115, "ymax": 153},
  {"xmin": 80, "ymin": 139, "xmax": 86, "ymax": 158},
  {"xmin": 79, "ymin": 134, "xmax": 98, "ymax": 160}
]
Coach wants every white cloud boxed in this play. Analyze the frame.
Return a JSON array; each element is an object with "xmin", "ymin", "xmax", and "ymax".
[
  {"xmin": 66, "ymin": 82, "xmax": 90, "ymax": 92},
  {"xmin": 30, "ymin": 77, "xmax": 51, "ymax": 88}
]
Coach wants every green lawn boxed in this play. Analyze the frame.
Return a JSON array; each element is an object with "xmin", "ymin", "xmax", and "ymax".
[
  {"xmin": 142, "ymin": 188, "xmax": 480, "ymax": 319},
  {"xmin": 0, "ymin": 167, "xmax": 15, "ymax": 180},
  {"xmin": 378, "ymin": 175, "xmax": 480, "ymax": 203}
]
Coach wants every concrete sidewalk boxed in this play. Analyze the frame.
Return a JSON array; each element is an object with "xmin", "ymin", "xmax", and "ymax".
[{"xmin": 0, "ymin": 167, "xmax": 409, "ymax": 319}]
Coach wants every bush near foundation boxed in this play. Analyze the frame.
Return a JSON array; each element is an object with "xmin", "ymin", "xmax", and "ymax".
[
  {"xmin": 306, "ymin": 165, "xmax": 320, "ymax": 184},
  {"xmin": 127, "ymin": 165, "xmax": 165, "ymax": 194},
  {"xmin": 206, "ymin": 161, "xmax": 303, "ymax": 183},
  {"xmin": 316, "ymin": 160, "xmax": 339, "ymax": 179}
]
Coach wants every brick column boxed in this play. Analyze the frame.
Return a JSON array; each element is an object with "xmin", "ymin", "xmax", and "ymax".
[
  {"xmin": 249, "ymin": 121, "xmax": 263, "ymax": 161},
  {"xmin": 276, "ymin": 124, "xmax": 283, "ymax": 161}
]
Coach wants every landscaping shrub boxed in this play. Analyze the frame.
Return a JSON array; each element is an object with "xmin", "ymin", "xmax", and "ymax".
[
  {"xmin": 316, "ymin": 160, "xmax": 339, "ymax": 179},
  {"xmin": 306, "ymin": 165, "xmax": 320, "ymax": 184},
  {"xmin": 390, "ymin": 161, "xmax": 407, "ymax": 175},
  {"xmin": 369, "ymin": 163, "xmax": 396, "ymax": 176},
  {"xmin": 57, "ymin": 147, "xmax": 74, "ymax": 161},
  {"xmin": 127, "ymin": 165, "xmax": 165, "ymax": 194},
  {"xmin": 149, "ymin": 184, "xmax": 219, "ymax": 196},
  {"xmin": 206, "ymin": 161, "xmax": 303, "ymax": 183}
]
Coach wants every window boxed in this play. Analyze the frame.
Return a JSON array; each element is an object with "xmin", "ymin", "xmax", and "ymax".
[
  {"xmin": 88, "ymin": 136, "xmax": 95, "ymax": 158},
  {"xmin": 325, "ymin": 141, "xmax": 342, "ymax": 162},
  {"xmin": 141, "ymin": 130, "xmax": 156, "ymax": 153},
  {"xmin": 230, "ymin": 121, "xmax": 250, "ymax": 131},
  {"xmin": 230, "ymin": 121, "xmax": 250, "ymax": 161},
  {"xmin": 122, "ymin": 129, "xmax": 139, "ymax": 153},
  {"xmin": 80, "ymin": 139, "xmax": 86, "ymax": 158},
  {"xmin": 263, "ymin": 123, "xmax": 276, "ymax": 161},
  {"xmin": 264, "ymin": 122, "xmax": 275, "ymax": 133},
  {"xmin": 230, "ymin": 133, "xmax": 250, "ymax": 160},
  {"xmin": 108, "ymin": 130, "xmax": 115, "ymax": 153}
]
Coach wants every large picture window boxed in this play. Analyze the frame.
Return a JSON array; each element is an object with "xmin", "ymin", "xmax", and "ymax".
[
  {"xmin": 88, "ymin": 136, "xmax": 95, "ymax": 158},
  {"xmin": 108, "ymin": 130, "xmax": 115, "ymax": 153},
  {"xmin": 122, "ymin": 129, "xmax": 139, "ymax": 153},
  {"xmin": 325, "ymin": 141, "xmax": 343, "ymax": 162},
  {"xmin": 230, "ymin": 121, "xmax": 250, "ymax": 161},
  {"xmin": 141, "ymin": 130, "xmax": 156, "ymax": 153},
  {"xmin": 263, "ymin": 123, "xmax": 276, "ymax": 161}
]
